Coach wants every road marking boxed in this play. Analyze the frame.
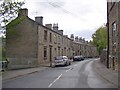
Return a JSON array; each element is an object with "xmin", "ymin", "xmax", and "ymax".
[
  {"xmin": 48, "ymin": 74, "xmax": 62, "ymax": 88},
  {"xmin": 66, "ymin": 68, "xmax": 71, "ymax": 72}
]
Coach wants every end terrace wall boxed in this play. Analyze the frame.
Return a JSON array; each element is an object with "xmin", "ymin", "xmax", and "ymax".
[{"xmin": 6, "ymin": 17, "xmax": 38, "ymax": 69}]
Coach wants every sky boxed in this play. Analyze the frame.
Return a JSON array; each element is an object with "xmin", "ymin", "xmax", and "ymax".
[{"xmin": 1, "ymin": 0, "xmax": 107, "ymax": 41}]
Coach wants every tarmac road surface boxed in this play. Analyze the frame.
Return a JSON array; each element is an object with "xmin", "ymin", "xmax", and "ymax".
[{"xmin": 2, "ymin": 58, "xmax": 117, "ymax": 88}]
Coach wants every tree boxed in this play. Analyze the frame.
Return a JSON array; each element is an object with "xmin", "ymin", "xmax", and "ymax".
[
  {"xmin": 92, "ymin": 26, "xmax": 107, "ymax": 54},
  {"xmin": 0, "ymin": 0, "xmax": 25, "ymax": 26}
]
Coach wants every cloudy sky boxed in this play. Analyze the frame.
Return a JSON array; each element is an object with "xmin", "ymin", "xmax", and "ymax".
[{"xmin": 21, "ymin": 0, "xmax": 107, "ymax": 41}]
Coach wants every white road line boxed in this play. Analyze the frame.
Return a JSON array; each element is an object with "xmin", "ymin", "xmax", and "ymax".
[
  {"xmin": 66, "ymin": 68, "xmax": 71, "ymax": 72},
  {"xmin": 48, "ymin": 74, "xmax": 62, "ymax": 88}
]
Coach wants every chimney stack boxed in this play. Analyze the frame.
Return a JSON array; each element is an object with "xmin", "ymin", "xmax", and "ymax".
[
  {"xmin": 82, "ymin": 38, "xmax": 85, "ymax": 43},
  {"xmin": 45, "ymin": 24, "xmax": 52, "ymax": 29},
  {"xmin": 18, "ymin": 8, "xmax": 28, "ymax": 17},
  {"xmin": 58, "ymin": 30, "xmax": 63, "ymax": 35},
  {"xmin": 70, "ymin": 34, "xmax": 74, "ymax": 41},
  {"xmin": 86, "ymin": 41, "xmax": 89, "ymax": 44},
  {"xmin": 75, "ymin": 36, "xmax": 78, "ymax": 42},
  {"xmin": 79, "ymin": 37, "xmax": 82, "ymax": 42},
  {"xmin": 35, "ymin": 16, "xmax": 43, "ymax": 25},
  {"xmin": 53, "ymin": 23, "xmax": 58, "ymax": 31}
]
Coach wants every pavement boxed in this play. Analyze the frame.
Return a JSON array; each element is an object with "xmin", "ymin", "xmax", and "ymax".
[
  {"xmin": 93, "ymin": 59, "xmax": 118, "ymax": 88},
  {"xmin": 2, "ymin": 58, "xmax": 118, "ymax": 88},
  {"xmin": 2, "ymin": 64, "xmax": 50, "ymax": 80}
]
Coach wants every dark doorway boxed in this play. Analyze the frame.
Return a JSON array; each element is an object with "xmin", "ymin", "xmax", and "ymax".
[{"xmin": 49, "ymin": 47, "xmax": 52, "ymax": 67}]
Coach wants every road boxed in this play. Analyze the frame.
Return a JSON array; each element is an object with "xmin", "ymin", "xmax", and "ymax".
[{"xmin": 2, "ymin": 58, "xmax": 116, "ymax": 88}]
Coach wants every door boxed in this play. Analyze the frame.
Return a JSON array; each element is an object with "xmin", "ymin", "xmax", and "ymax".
[{"xmin": 49, "ymin": 47, "xmax": 52, "ymax": 67}]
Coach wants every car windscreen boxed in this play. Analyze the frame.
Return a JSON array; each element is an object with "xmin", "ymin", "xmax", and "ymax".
[
  {"xmin": 55, "ymin": 56, "xmax": 63, "ymax": 60},
  {"xmin": 74, "ymin": 56, "xmax": 78, "ymax": 58}
]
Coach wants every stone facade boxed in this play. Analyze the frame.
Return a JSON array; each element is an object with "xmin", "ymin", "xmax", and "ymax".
[
  {"xmin": 72, "ymin": 40, "xmax": 98, "ymax": 58},
  {"xmin": 107, "ymin": 1, "xmax": 120, "ymax": 70},
  {"xmin": 6, "ymin": 9, "xmax": 39, "ymax": 69},
  {"xmin": 6, "ymin": 8, "xmax": 98, "ymax": 69}
]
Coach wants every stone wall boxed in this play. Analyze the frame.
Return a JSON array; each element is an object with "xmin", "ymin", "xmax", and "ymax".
[
  {"xmin": 6, "ymin": 17, "xmax": 38, "ymax": 69},
  {"xmin": 100, "ymin": 49, "xmax": 107, "ymax": 66},
  {"xmin": 107, "ymin": 2, "xmax": 119, "ymax": 70}
]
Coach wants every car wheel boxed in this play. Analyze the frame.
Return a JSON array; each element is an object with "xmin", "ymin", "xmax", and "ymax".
[{"xmin": 65, "ymin": 62, "xmax": 68, "ymax": 66}]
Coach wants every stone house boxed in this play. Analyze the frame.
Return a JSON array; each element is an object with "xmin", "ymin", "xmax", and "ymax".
[
  {"xmin": 6, "ymin": 9, "xmax": 39, "ymax": 69},
  {"xmin": 72, "ymin": 38, "xmax": 98, "ymax": 58},
  {"xmin": 6, "ymin": 8, "xmax": 98, "ymax": 69},
  {"xmin": 107, "ymin": 1, "xmax": 120, "ymax": 70}
]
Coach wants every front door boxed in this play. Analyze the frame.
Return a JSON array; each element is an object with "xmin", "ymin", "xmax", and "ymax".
[{"xmin": 49, "ymin": 47, "xmax": 52, "ymax": 67}]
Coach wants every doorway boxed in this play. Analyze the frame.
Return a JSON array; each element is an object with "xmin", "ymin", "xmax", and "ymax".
[{"xmin": 49, "ymin": 47, "xmax": 52, "ymax": 67}]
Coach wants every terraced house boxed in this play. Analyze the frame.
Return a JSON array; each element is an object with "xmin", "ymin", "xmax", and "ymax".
[
  {"xmin": 107, "ymin": 1, "xmax": 120, "ymax": 70},
  {"xmin": 71, "ymin": 35, "xmax": 97, "ymax": 58},
  {"xmin": 6, "ymin": 8, "xmax": 98, "ymax": 69}
]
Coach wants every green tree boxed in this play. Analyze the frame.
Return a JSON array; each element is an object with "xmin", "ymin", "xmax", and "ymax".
[
  {"xmin": 0, "ymin": 0, "xmax": 25, "ymax": 26},
  {"xmin": 92, "ymin": 26, "xmax": 107, "ymax": 54}
]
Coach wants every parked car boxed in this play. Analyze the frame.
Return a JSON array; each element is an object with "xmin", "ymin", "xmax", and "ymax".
[
  {"xmin": 54, "ymin": 56, "xmax": 71, "ymax": 66},
  {"xmin": 73, "ymin": 55, "xmax": 84, "ymax": 61}
]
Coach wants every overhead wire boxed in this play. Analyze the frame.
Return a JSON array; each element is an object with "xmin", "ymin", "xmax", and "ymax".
[{"xmin": 46, "ymin": 0, "xmax": 78, "ymax": 18}]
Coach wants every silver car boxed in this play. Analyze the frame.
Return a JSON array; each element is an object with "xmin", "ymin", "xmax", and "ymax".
[{"xmin": 54, "ymin": 56, "xmax": 71, "ymax": 66}]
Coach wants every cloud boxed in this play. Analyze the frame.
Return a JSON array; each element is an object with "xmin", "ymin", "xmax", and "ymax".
[{"xmin": 22, "ymin": 0, "xmax": 107, "ymax": 41}]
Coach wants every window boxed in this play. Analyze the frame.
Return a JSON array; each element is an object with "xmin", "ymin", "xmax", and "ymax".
[
  {"xmin": 58, "ymin": 36, "xmax": 60, "ymax": 44},
  {"xmin": 50, "ymin": 33, "xmax": 52, "ymax": 43},
  {"xmin": 112, "ymin": 22, "xmax": 117, "ymax": 56},
  {"xmin": 44, "ymin": 30, "xmax": 47, "ymax": 41},
  {"xmin": 112, "ymin": 22, "xmax": 117, "ymax": 45},
  {"xmin": 64, "ymin": 47, "xmax": 66, "ymax": 55},
  {"xmin": 80, "ymin": 45, "xmax": 81, "ymax": 49},
  {"xmin": 54, "ymin": 48, "xmax": 57, "ymax": 57},
  {"xmin": 44, "ymin": 46, "xmax": 47, "ymax": 59},
  {"xmin": 112, "ymin": 22, "xmax": 116, "ymax": 31},
  {"xmin": 80, "ymin": 52, "xmax": 81, "ymax": 55},
  {"xmin": 58, "ymin": 47, "xmax": 60, "ymax": 56},
  {"xmin": 62, "ymin": 49, "xmax": 63, "ymax": 56},
  {"xmin": 54, "ymin": 34, "xmax": 57, "ymax": 44},
  {"xmin": 62, "ymin": 37, "xmax": 63, "ymax": 44}
]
